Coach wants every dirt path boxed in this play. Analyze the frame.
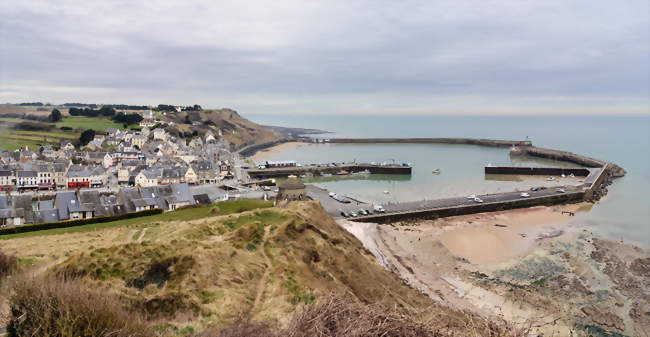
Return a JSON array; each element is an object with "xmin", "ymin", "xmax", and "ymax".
[
  {"xmin": 126, "ymin": 229, "xmax": 138, "ymax": 242},
  {"xmin": 136, "ymin": 228, "xmax": 148, "ymax": 242},
  {"xmin": 250, "ymin": 226, "xmax": 272, "ymax": 318}
]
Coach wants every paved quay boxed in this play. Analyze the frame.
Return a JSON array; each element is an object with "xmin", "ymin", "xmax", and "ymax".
[{"xmin": 309, "ymin": 183, "xmax": 584, "ymax": 221}]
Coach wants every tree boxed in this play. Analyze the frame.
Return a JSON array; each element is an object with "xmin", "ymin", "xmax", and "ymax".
[
  {"xmin": 79, "ymin": 129, "xmax": 95, "ymax": 146},
  {"xmin": 49, "ymin": 109, "xmax": 62, "ymax": 122}
]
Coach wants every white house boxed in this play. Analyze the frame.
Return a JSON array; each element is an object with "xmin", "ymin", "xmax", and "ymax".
[
  {"xmin": 153, "ymin": 128, "xmax": 166, "ymax": 141},
  {"xmin": 103, "ymin": 153, "xmax": 113, "ymax": 168}
]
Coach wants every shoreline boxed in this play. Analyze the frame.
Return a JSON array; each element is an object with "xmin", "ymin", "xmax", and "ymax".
[
  {"xmin": 338, "ymin": 204, "xmax": 649, "ymax": 336},
  {"xmin": 249, "ymin": 141, "xmax": 305, "ymax": 162}
]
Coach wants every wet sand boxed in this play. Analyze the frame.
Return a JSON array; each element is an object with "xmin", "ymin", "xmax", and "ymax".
[{"xmin": 438, "ymin": 204, "xmax": 589, "ymax": 264}]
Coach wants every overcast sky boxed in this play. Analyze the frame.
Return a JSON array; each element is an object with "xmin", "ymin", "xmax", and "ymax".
[{"xmin": 0, "ymin": 0, "xmax": 648, "ymax": 115}]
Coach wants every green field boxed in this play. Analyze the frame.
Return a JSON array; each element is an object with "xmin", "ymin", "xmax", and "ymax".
[
  {"xmin": 51, "ymin": 116, "xmax": 125, "ymax": 132},
  {"xmin": 0, "ymin": 199, "xmax": 273, "ymax": 240},
  {"xmin": 0, "ymin": 126, "xmax": 80, "ymax": 151}
]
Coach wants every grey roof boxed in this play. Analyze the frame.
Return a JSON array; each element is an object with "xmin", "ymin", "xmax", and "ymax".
[
  {"xmin": 0, "ymin": 170, "xmax": 11, "ymax": 177},
  {"xmin": 38, "ymin": 200, "xmax": 55, "ymax": 210},
  {"xmin": 17, "ymin": 170, "xmax": 37, "ymax": 178},
  {"xmin": 171, "ymin": 183, "xmax": 195, "ymax": 205},
  {"xmin": 193, "ymin": 194, "xmax": 211, "ymax": 205},
  {"xmin": 55, "ymin": 191, "xmax": 77, "ymax": 220},
  {"xmin": 0, "ymin": 195, "xmax": 8, "ymax": 209},
  {"xmin": 34, "ymin": 209, "xmax": 60, "ymax": 223}
]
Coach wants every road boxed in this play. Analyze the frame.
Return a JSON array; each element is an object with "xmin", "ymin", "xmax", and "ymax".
[{"xmin": 307, "ymin": 183, "xmax": 583, "ymax": 220}]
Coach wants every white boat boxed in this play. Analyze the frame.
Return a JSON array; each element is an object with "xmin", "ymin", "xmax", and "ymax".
[
  {"xmin": 432, "ymin": 168, "xmax": 441, "ymax": 174},
  {"xmin": 383, "ymin": 190, "xmax": 390, "ymax": 194}
]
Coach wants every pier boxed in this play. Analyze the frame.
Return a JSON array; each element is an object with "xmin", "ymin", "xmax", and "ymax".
[{"xmin": 246, "ymin": 163, "xmax": 411, "ymax": 178}]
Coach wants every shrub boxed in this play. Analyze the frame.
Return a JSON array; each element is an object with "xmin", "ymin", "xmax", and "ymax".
[
  {"xmin": 0, "ymin": 250, "xmax": 18, "ymax": 279},
  {"xmin": 0, "ymin": 209, "xmax": 163, "ymax": 236},
  {"xmin": 8, "ymin": 276, "xmax": 152, "ymax": 337}
]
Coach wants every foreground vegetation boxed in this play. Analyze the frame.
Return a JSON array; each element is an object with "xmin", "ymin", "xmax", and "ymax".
[{"xmin": 1, "ymin": 201, "xmax": 534, "ymax": 336}]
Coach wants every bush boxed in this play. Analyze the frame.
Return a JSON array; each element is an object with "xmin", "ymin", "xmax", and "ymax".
[
  {"xmin": 8, "ymin": 276, "xmax": 151, "ymax": 337},
  {"xmin": 0, "ymin": 209, "xmax": 163, "ymax": 236},
  {"xmin": 0, "ymin": 250, "xmax": 18, "ymax": 279}
]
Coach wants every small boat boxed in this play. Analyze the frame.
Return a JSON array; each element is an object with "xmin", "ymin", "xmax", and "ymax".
[
  {"xmin": 321, "ymin": 173, "xmax": 332, "ymax": 177},
  {"xmin": 383, "ymin": 190, "xmax": 390, "ymax": 194},
  {"xmin": 337, "ymin": 170, "xmax": 349, "ymax": 175},
  {"xmin": 432, "ymin": 168, "xmax": 441, "ymax": 174}
]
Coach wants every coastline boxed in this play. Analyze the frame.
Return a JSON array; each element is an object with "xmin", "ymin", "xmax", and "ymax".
[{"xmin": 339, "ymin": 204, "xmax": 649, "ymax": 336}]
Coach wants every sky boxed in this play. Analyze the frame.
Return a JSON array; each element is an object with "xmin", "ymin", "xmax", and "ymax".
[{"xmin": 0, "ymin": 0, "xmax": 648, "ymax": 115}]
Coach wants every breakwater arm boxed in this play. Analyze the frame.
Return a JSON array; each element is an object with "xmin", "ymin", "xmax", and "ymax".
[{"xmin": 326, "ymin": 138, "xmax": 529, "ymax": 147}]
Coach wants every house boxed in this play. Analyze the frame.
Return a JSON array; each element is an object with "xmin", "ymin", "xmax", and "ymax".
[
  {"xmin": 103, "ymin": 153, "xmax": 113, "ymax": 168},
  {"xmin": 193, "ymin": 160, "xmax": 218, "ymax": 184},
  {"xmin": 67, "ymin": 167, "xmax": 107, "ymax": 188},
  {"xmin": 188, "ymin": 137, "xmax": 203, "ymax": 148},
  {"xmin": 184, "ymin": 165, "xmax": 197, "ymax": 184},
  {"xmin": 40, "ymin": 145, "xmax": 56, "ymax": 158},
  {"xmin": 106, "ymin": 128, "xmax": 121, "ymax": 138},
  {"xmin": 132, "ymin": 135, "xmax": 147, "ymax": 148},
  {"xmin": 0, "ymin": 170, "xmax": 14, "ymax": 190},
  {"xmin": 139, "ymin": 119, "xmax": 156, "ymax": 128},
  {"xmin": 52, "ymin": 162, "xmax": 68, "ymax": 189},
  {"xmin": 60, "ymin": 141, "xmax": 75, "ymax": 151},
  {"xmin": 276, "ymin": 176, "xmax": 306, "ymax": 201},
  {"xmin": 34, "ymin": 199, "xmax": 60, "ymax": 223},
  {"xmin": 205, "ymin": 131, "xmax": 216, "ymax": 144},
  {"xmin": 16, "ymin": 170, "xmax": 38, "ymax": 189},
  {"xmin": 153, "ymin": 128, "xmax": 166, "ymax": 141},
  {"xmin": 55, "ymin": 191, "xmax": 93, "ymax": 220},
  {"xmin": 135, "ymin": 169, "xmax": 162, "ymax": 187},
  {"xmin": 36, "ymin": 164, "xmax": 54, "ymax": 190}
]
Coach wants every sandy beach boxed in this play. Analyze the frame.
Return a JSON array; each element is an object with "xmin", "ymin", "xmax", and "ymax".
[
  {"xmin": 338, "ymin": 203, "xmax": 649, "ymax": 336},
  {"xmin": 249, "ymin": 141, "xmax": 306, "ymax": 162}
]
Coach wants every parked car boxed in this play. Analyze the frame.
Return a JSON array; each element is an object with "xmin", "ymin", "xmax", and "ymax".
[
  {"xmin": 373, "ymin": 205, "xmax": 386, "ymax": 213},
  {"xmin": 556, "ymin": 188, "xmax": 566, "ymax": 193},
  {"xmin": 530, "ymin": 187, "xmax": 540, "ymax": 191},
  {"xmin": 340, "ymin": 211, "xmax": 349, "ymax": 217},
  {"xmin": 520, "ymin": 192, "xmax": 531, "ymax": 197},
  {"xmin": 349, "ymin": 211, "xmax": 358, "ymax": 217},
  {"xmin": 366, "ymin": 209, "xmax": 373, "ymax": 215},
  {"xmin": 359, "ymin": 209, "xmax": 368, "ymax": 216},
  {"xmin": 473, "ymin": 197, "xmax": 484, "ymax": 203}
]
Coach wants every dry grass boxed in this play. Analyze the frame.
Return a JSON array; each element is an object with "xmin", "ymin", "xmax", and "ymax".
[
  {"xmin": 7, "ymin": 275, "xmax": 152, "ymax": 337},
  {"xmin": 0, "ymin": 250, "xmax": 17, "ymax": 280},
  {"xmin": 199, "ymin": 294, "xmax": 532, "ymax": 337}
]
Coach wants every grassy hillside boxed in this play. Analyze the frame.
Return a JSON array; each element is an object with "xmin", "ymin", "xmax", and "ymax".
[
  {"xmin": 165, "ymin": 109, "xmax": 278, "ymax": 149},
  {"xmin": 1, "ymin": 201, "xmax": 524, "ymax": 336}
]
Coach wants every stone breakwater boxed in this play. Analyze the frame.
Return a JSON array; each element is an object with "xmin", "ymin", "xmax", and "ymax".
[{"xmin": 326, "ymin": 137, "xmax": 530, "ymax": 147}]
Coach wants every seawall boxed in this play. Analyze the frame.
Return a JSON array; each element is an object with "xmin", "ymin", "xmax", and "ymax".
[{"xmin": 485, "ymin": 166, "xmax": 591, "ymax": 176}]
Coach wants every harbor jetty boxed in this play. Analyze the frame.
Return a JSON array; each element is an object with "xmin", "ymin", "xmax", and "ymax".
[{"xmin": 247, "ymin": 162, "xmax": 411, "ymax": 178}]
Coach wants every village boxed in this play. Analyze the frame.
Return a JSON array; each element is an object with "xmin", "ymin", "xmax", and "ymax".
[{"xmin": 0, "ymin": 114, "xmax": 271, "ymax": 226}]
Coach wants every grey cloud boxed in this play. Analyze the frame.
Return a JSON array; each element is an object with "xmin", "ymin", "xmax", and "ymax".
[{"xmin": 0, "ymin": 0, "xmax": 648, "ymax": 114}]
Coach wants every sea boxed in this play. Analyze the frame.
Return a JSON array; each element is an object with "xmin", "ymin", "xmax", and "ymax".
[{"xmin": 246, "ymin": 114, "xmax": 650, "ymax": 247}]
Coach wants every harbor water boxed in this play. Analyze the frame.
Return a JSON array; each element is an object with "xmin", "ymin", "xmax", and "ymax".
[{"xmin": 247, "ymin": 115, "xmax": 650, "ymax": 246}]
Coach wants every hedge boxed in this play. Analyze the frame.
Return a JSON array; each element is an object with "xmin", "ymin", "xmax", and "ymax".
[{"xmin": 0, "ymin": 209, "xmax": 163, "ymax": 236}]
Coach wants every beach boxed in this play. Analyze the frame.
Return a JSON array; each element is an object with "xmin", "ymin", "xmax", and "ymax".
[
  {"xmin": 338, "ymin": 204, "xmax": 649, "ymax": 336},
  {"xmin": 249, "ymin": 141, "xmax": 305, "ymax": 162}
]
